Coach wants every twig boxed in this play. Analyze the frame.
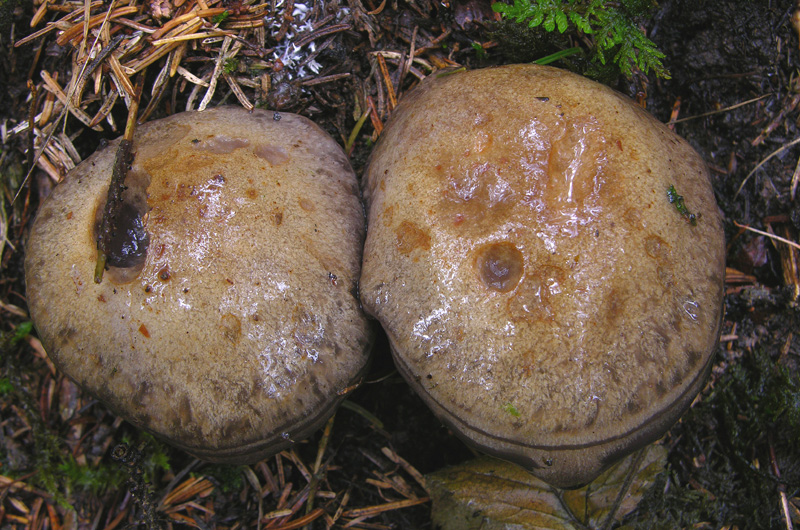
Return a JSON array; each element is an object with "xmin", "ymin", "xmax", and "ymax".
[
  {"xmin": 303, "ymin": 415, "xmax": 335, "ymax": 528},
  {"xmin": 94, "ymin": 74, "xmax": 143, "ymax": 283},
  {"xmin": 667, "ymin": 94, "xmax": 771, "ymax": 125},
  {"xmin": 600, "ymin": 448, "xmax": 647, "ymax": 530},
  {"xmin": 734, "ymin": 221, "xmax": 800, "ymax": 252},
  {"xmin": 735, "ymin": 136, "xmax": 800, "ymax": 198}
]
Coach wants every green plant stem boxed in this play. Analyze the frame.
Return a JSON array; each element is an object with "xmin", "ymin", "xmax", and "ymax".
[{"xmin": 534, "ymin": 46, "xmax": 583, "ymax": 65}]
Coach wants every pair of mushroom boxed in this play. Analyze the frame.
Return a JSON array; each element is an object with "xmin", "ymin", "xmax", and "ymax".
[{"xmin": 25, "ymin": 64, "xmax": 724, "ymax": 488}]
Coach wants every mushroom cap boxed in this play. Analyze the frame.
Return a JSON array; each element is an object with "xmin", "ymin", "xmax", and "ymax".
[
  {"xmin": 25, "ymin": 106, "xmax": 372, "ymax": 463},
  {"xmin": 359, "ymin": 65, "xmax": 725, "ymax": 488}
]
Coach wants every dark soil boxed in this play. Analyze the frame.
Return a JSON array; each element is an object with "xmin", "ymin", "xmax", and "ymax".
[{"xmin": 1, "ymin": 0, "xmax": 799, "ymax": 528}]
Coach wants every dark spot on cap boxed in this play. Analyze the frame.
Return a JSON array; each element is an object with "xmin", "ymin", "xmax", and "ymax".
[
  {"xmin": 476, "ymin": 242, "xmax": 524, "ymax": 293},
  {"xmin": 221, "ymin": 313, "xmax": 241, "ymax": 343}
]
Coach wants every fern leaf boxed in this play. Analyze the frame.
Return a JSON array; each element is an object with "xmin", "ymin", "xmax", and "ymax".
[{"xmin": 490, "ymin": 0, "xmax": 670, "ymax": 79}]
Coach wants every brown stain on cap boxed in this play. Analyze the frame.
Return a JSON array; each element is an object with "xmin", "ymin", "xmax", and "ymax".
[{"xmin": 395, "ymin": 220, "xmax": 431, "ymax": 255}]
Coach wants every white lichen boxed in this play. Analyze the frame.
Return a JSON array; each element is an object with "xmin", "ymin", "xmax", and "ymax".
[{"xmin": 266, "ymin": 1, "xmax": 323, "ymax": 79}]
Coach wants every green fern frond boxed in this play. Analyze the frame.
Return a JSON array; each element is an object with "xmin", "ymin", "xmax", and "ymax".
[{"xmin": 492, "ymin": 0, "xmax": 670, "ymax": 79}]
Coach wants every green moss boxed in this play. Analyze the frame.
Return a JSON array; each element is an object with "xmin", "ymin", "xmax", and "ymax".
[
  {"xmin": 203, "ymin": 464, "xmax": 244, "ymax": 494},
  {"xmin": 0, "ymin": 326, "xmax": 168, "ymax": 506},
  {"xmin": 667, "ymin": 185, "xmax": 697, "ymax": 225},
  {"xmin": 211, "ymin": 9, "xmax": 229, "ymax": 25},
  {"xmin": 624, "ymin": 347, "xmax": 800, "ymax": 528},
  {"xmin": 122, "ymin": 431, "xmax": 172, "ymax": 482},
  {"xmin": 223, "ymin": 58, "xmax": 239, "ymax": 75},
  {"xmin": 58, "ymin": 457, "xmax": 126, "ymax": 495},
  {"xmin": 0, "ymin": 377, "xmax": 13, "ymax": 395}
]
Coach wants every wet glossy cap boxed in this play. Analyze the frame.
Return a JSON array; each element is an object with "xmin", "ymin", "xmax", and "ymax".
[
  {"xmin": 25, "ymin": 106, "xmax": 372, "ymax": 463},
  {"xmin": 360, "ymin": 65, "xmax": 725, "ymax": 488}
]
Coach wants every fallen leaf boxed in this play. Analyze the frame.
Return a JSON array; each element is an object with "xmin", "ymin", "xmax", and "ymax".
[{"xmin": 427, "ymin": 444, "xmax": 667, "ymax": 530}]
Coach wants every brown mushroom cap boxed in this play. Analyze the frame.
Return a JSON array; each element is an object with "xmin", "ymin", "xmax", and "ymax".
[
  {"xmin": 25, "ymin": 106, "xmax": 372, "ymax": 463},
  {"xmin": 359, "ymin": 65, "xmax": 725, "ymax": 488}
]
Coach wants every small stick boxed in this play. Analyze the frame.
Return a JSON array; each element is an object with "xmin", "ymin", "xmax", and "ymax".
[
  {"xmin": 94, "ymin": 75, "xmax": 144, "ymax": 283},
  {"xmin": 26, "ymin": 81, "xmax": 38, "ymax": 175},
  {"xmin": 303, "ymin": 415, "xmax": 335, "ymax": 528},
  {"xmin": 734, "ymin": 221, "xmax": 800, "ymax": 252}
]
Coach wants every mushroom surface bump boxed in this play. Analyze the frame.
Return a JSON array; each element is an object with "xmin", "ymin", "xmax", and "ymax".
[
  {"xmin": 359, "ymin": 65, "xmax": 725, "ymax": 488},
  {"xmin": 25, "ymin": 106, "xmax": 372, "ymax": 464}
]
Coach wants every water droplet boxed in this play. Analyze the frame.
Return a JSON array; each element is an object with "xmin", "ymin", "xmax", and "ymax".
[{"xmin": 682, "ymin": 300, "xmax": 699, "ymax": 321}]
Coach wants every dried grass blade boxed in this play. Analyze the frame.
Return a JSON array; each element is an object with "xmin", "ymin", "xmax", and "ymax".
[
  {"xmin": 56, "ymin": 6, "xmax": 139, "ymax": 46},
  {"xmin": 176, "ymin": 66, "xmax": 210, "ymax": 87},
  {"xmin": 39, "ymin": 70, "xmax": 101, "ymax": 130},
  {"xmin": 80, "ymin": 0, "xmax": 91, "ymax": 57},
  {"xmin": 271, "ymin": 508, "xmax": 325, "ymax": 530},
  {"xmin": 341, "ymin": 497, "xmax": 430, "ymax": 519},
  {"xmin": 375, "ymin": 53, "xmax": 396, "ymax": 110},
  {"xmin": 89, "ymin": 89, "xmax": 119, "ymax": 127},
  {"xmin": 35, "ymin": 148, "xmax": 63, "ymax": 182},
  {"xmin": 57, "ymin": 132, "xmax": 81, "ymax": 164},
  {"xmin": 734, "ymin": 221, "xmax": 800, "ymax": 252},
  {"xmin": 30, "ymin": 0, "xmax": 49, "ymax": 28},
  {"xmin": 198, "ymin": 35, "xmax": 234, "ymax": 111},
  {"xmin": 115, "ymin": 17, "xmax": 157, "ymax": 33},
  {"xmin": 167, "ymin": 513, "xmax": 203, "ymax": 527},
  {"xmin": 0, "ymin": 475, "xmax": 50, "ymax": 497},
  {"xmin": 224, "ymin": 19, "xmax": 265, "ymax": 29},
  {"xmin": 262, "ymin": 509, "xmax": 293, "ymax": 521},
  {"xmin": 365, "ymin": 95, "xmax": 383, "ymax": 136},
  {"xmin": 101, "ymin": 507, "xmax": 128, "ymax": 530},
  {"xmin": 16, "ymin": 2, "xmax": 103, "ymax": 46},
  {"xmin": 185, "ymin": 71, "xmax": 211, "ymax": 110},
  {"xmin": 151, "ymin": 30, "xmax": 232, "ymax": 46},
  {"xmin": 107, "ymin": 55, "xmax": 136, "ymax": 104},
  {"xmin": 301, "ymin": 72, "xmax": 350, "ymax": 86},
  {"xmin": 168, "ymin": 42, "xmax": 187, "ymax": 77},
  {"xmin": 223, "ymin": 73, "xmax": 253, "ymax": 110},
  {"xmin": 380, "ymin": 447, "xmax": 426, "ymax": 490},
  {"xmin": 149, "ymin": 7, "xmax": 226, "ymax": 40},
  {"xmin": 15, "ymin": 23, "xmax": 61, "ymax": 47},
  {"xmin": 735, "ymin": 136, "xmax": 800, "ymax": 197},
  {"xmin": 124, "ymin": 38, "xmax": 186, "ymax": 74},
  {"xmin": 125, "ymin": 19, "xmax": 202, "ymax": 73},
  {"xmin": 161, "ymin": 477, "xmax": 215, "ymax": 507}
]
